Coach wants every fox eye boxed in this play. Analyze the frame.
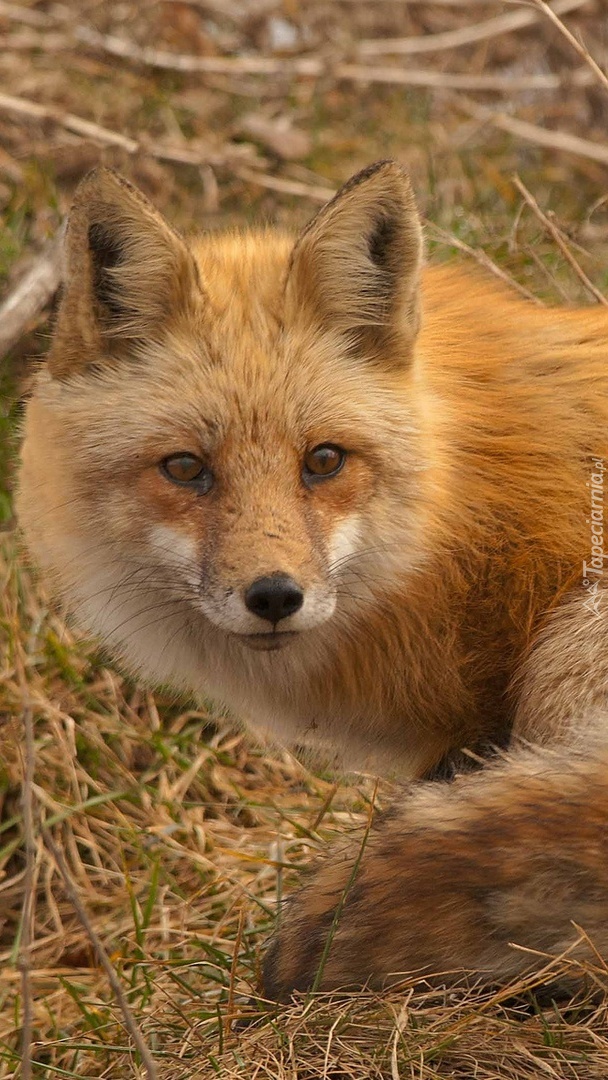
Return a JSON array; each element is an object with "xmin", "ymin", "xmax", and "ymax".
[
  {"xmin": 161, "ymin": 453, "xmax": 213, "ymax": 493},
  {"xmin": 303, "ymin": 444, "xmax": 346, "ymax": 482}
]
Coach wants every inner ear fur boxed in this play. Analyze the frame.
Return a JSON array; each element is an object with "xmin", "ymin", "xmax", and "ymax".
[
  {"xmin": 49, "ymin": 168, "xmax": 201, "ymax": 377},
  {"xmin": 285, "ymin": 160, "xmax": 423, "ymax": 361}
]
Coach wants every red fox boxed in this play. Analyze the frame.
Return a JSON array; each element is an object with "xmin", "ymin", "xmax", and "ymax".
[{"xmin": 17, "ymin": 162, "xmax": 608, "ymax": 1000}]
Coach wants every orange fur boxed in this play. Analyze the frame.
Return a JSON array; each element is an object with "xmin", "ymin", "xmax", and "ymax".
[{"xmin": 17, "ymin": 162, "xmax": 608, "ymax": 998}]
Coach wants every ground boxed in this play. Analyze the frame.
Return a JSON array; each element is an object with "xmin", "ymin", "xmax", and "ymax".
[{"xmin": 1, "ymin": 2, "xmax": 608, "ymax": 1077}]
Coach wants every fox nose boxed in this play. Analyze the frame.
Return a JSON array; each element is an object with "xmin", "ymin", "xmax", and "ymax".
[{"xmin": 244, "ymin": 573, "xmax": 304, "ymax": 624}]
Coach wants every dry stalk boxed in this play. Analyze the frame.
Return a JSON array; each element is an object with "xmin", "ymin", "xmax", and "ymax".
[
  {"xmin": 56, "ymin": 0, "xmax": 592, "ymax": 67},
  {"xmin": 17, "ymin": 699, "xmax": 35, "ymax": 1080},
  {"xmin": 425, "ymin": 222, "xmax": 543, "ymax": 304},
  {"xmin": 66, "ymin": 23, "xmax": 599, "ymax": 99},
  {"xmin": 358, "ymin": 0, "xmax": 589, "ymax": 56},
  {"xmin": 0, "ymin": 21, "xmax": 597, "ymax": 95},
  {"xmin": 225, "ymin": 906, "xmax": 246, "ymax": 1037},
  {"xmin": 0, "ymin": 0, "xmax": 54, "ymax": 25},
  {"xmin": 459, "ymin": 97, "xmax": 608, "ymax": 169},
  {"xmin": 0, "ymin": 89, "xmax": 254, "ymax": 171},
  {"xmin": 42, "ymin": 828, "xmax": 159, "ymax": 1080},
  {"xmin": 233, "ymin": 165, "xmax": 333, "ymax": 202},
  {"xmin": 0, "ymin": 92, "xmax": 340, "ymax": 207},
  {"xmin": 0, "ymin": 89, "xmax": 143, "ymax": 153},
  {"xmin": 532, "ymin": 0, "xmax": 608, "ymax": 97},
  {"xmin": 512, "ymin": 174, "xmax": 608, "ymax": 305},
  {"xmin": 0, "ymin": 231, "xmax": 64, "ymax": 362},
  {"xmin": 335, "ymin": 64, "xmax": 593, "ymax": 93}
]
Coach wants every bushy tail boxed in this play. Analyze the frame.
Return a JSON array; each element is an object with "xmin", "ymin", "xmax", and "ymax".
[{"xmin": 263, "ymin": 744, "xmax": 608, "ymax": 1000}]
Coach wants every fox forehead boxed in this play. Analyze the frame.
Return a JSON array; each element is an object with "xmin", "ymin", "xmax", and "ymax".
[
  {"xmin": 44, "ymin": 330, "xmax": 392, "ymax": 462},
  {"xmin": 190, "ymin": 228, "xmax": 294, "ymax": 322},
  {"xmin": 43, "ymin": 280, "xmax": 415, "ymax": 470}
]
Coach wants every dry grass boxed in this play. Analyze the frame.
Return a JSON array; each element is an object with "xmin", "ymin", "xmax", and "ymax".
[{"xmin": 2, "ymin": 1, "xmax": 608, "ymax": 1077}]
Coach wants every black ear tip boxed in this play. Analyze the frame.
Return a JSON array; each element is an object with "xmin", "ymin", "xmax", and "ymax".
[
  {"xmin": 352, "ymin": 159, "xmax": 405, "ymax": 180},
  {"xmin": 71, "ymin": 167, "xmax": 137, "ymax": 216},
  {"xmin": 336, "ymin": 159, "xmax": 412, "ymax": 199},
  {"xmin": 72, "ymin": 165, "xmax": 113, "ymax": 202}
]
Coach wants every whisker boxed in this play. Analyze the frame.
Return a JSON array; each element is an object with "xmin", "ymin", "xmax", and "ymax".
[{"xmin": 101, "ymin": 597, "xmax": 196, "ymax": 642}]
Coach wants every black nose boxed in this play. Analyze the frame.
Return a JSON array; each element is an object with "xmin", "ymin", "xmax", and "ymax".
[{"xmin": 244, "ymin": 573, "xmax": 304, "ymax": 624}]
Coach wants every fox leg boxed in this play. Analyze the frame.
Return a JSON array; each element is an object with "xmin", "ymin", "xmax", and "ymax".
[{"xmin": 263, "ymin": 590, "xmax": 608, "ymax": 1001}]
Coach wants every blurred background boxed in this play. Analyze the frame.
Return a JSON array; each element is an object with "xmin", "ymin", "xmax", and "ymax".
[{"xmin": 2, "ymin": 3, "xmax": 608, "ymax": 1078}]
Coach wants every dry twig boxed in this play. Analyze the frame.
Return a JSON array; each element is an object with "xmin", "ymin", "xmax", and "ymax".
[
  {"xmin": 0, "ymin": 0, "xmax": 54, "ymax": 25},
  {"xmin": 0, "ymin": 231, "xmax": 64, "ymax": 361},
  {"xmin": 532, "ymin": 0, "xmax": 608, "ymax": 97},
  {"xmin": 335, "ymin": 64, "xmax": 593, "ymax": 93},
  {"xmin": 0, "ymin": 91, "xmax": 338, "ymax": 207},
  {"xmin": 43, "ymin": 828, "xmax": 159, "ymax": 1080},
  {"xmin": 459, "ymin": 98, "xmax": 608, "ymax": 169},
  {"xmin": 3, "ymin": 1, "xmax": 598, "ymax": 100},
  {"xmin": 17, "ymin": 697, "xmax": 35, "ymax": 1080},
  {"xmin": 425, "ymin": 221, "xmax": 544, "ymax": 304},
  {"xmin": 232, "ymin": 165, "xmax": 333, "ymax": 202},
  {"xmin": 358, "ymin": 0, "xmax": 589, "ymax": 55},
  {"xmin": 512, "ymin": 175, "xmax": 608, "ymax": 305},
  {"xmin": 0, "ymin": 89, "xmax": 256, "ymax": 171},
  {"xmin": 0, "ymin": 89, "xmax": 142, "ymax": 153},
  {"xmin": 65, "ymin": 24, "xmax": 598, "ymax": 98}
]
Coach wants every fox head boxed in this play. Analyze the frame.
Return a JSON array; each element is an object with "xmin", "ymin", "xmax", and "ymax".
[{"xmin": 18, "ymin": 161, "xmax": 429, "ymax": 710}]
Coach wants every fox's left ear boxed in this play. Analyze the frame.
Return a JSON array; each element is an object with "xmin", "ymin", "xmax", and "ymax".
[
  {"xmin": 49, "ymin": 168, "xmax": 201, "ymax": 377},
  {"xmin": 285, "ymin": 161, "xmax": 422, "ymax": 361}
]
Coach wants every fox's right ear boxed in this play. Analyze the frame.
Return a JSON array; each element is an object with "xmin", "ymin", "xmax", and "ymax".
[{"xmin": 49, "ymin": 168, "xmax": 201, "ymax": 377}]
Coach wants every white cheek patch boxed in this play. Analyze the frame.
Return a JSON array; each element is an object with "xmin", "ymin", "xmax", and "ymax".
[
  {"xmin": 70, "ymin": 560, "xmax": 206, "ymax": 690},
  {"xmin": 327, "ymin": 515, "xmax": 362, "ymax": 576},
  {"xmin": 147, "ymin": 524, "xmax": 199, "ymax": 585}
]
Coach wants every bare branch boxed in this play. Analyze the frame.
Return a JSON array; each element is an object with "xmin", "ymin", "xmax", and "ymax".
[
  {"xmin": 0, "ymin": 90, "xmax": 334, "ymax": 212},
  {"xmin": 48, "ymin": 27, "xmax": 594, "ymax": 95},
  {"xmin": 531, "ymin": 0, "xmax": 608, "ymax": 96},
  {"xmin": 459, "ymin": 98, "xmax": 608, "ymax": 169},
  {"xmin": 18, "ymin": 702, "xmax": 36, "ymax": 1080},
  {"xmin": 426, "ymin": 221, "xmax": 544, "ymax": 305},
  {"xmin": 357, "ymin": 0, "xmax": 589, "ymax": 56},
  {"xmin": 336, "ymin": 63, "xmax": 593, "ymax": 94},
  {"xmin": 0, "ymin": 0, "xmax": 55, "ymax": 25},
  {"xmin": 0, "ymin": 89, "xmax": 140, "ymax": 152},
  {"xmin": 512, "ymin": 174, "xmax": 608, "ymax": 305},
  {"xmin": 233, "ymin": 165, "xmax": 334, "ymax": 202},
  {"xmin": 2, "ymin": 14, "xmax": 598, "ymax": 97},
  {"xmin": 0, "ymin": 231, "xmax": 64, "ymax": 361}
]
